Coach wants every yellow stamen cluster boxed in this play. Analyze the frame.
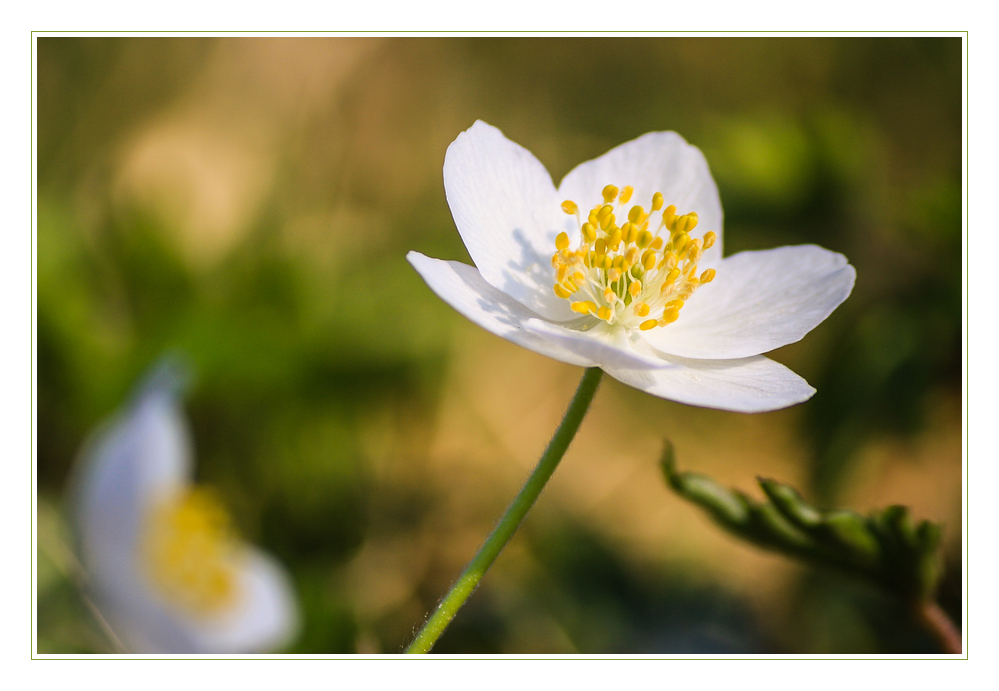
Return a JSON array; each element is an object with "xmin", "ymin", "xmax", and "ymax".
[
  {"xmin": 551, "ymin": 184, "xmax": 717, "ymax": 330},
  {"xmin": 142, "ymin": 487, "xmax": 241, "ymax": 616}
]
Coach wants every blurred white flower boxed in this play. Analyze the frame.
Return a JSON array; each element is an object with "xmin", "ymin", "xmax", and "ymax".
[
  {"xmin": 409, "ymin": 121, "xmax": 856, "ymax": 412},
  {"xmin": 71, "ymin": 362, "xmax": 299, "ymax": 653}
]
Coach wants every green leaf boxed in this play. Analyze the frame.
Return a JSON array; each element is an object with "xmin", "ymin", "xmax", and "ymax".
[{"xmin": 660, "ymin": 443, "xmax": 945, "ymax": 603}]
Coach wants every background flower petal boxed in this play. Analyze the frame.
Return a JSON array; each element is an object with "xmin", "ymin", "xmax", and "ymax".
[
  {"xmin": 444, "ymin": 120, "xmax": 576, "ymax": 321},
  {"xmin": 409, "ymin": 251, "xmax": 601, "ymax": 368},
  {"xmin": 70, "ymin": 364, "xmax": 199, "ymax": 652},
  {"xmin": 185, "ymin": 549, "xmax": 300, "ymax": 654},
  {"xmin": 558, "ymin": 131, "xmax": 724, "ymax": 268},
  {"xmin": 640, "ymin": 245, "xmax": 856, "ymax": 359},
  {"xmin": 604, "ymin": 354, "xmax": 816, "ymax": 413}
]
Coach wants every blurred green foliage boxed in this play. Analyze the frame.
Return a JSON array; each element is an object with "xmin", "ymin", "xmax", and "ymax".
[{"xmin": 36, "ymin": 37, "xmax": 961, "ymax": 654}]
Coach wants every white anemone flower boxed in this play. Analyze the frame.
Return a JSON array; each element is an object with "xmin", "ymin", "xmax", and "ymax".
[
  {"xmin": 71, "ymin": 363, "xmax": 299, "ymax": 653},
  {"xmin": 408, "ymin": 121, "xmax": 856, "ymax": 413}
]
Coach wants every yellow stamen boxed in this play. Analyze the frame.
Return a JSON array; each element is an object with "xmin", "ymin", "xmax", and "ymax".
[
  {"xmin": 661, "ymin": 306, "xmax": 680, "ymax": 324},
  {"xmin": 142, "ymin": 487, "xmax": 240, "ymax": 616},
  {"xmin": 550, "ymin": 184, "xmax": 717, "ymax": 332}
]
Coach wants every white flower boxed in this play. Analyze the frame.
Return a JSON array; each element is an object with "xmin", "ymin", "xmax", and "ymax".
[
  {"xmin": 408, "ymin": 121, "xmax": 856, "ymax": 413},
  {"xmin": 71, "ymin": 363, "xmax": 299, "ymax": 653}
]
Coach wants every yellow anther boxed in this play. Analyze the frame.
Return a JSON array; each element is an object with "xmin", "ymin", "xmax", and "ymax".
[
  {"xmin": 612, "ymin": 255, "xmax": 624, "ymax": 269},
  {"xmin": 554, "ymin": 284, "xmax": 572, "ymax": 299},
  {"xmin": 651, "ymin": 192, "xmax": 664, "ymax": 212},
  {"xmin": 608, "ymin": 227, "xmax": 622, "ymax": 249},
  {"xmin": 634, "ymin": 302, "xmax": 650, "ymax": 317},
  {"xmin": 674, "ymin": 212, "xmax": 698, "ymax": 234},
  {"xmin": 640, "ymin": 319, "xmax": 659, "ymax": 331},
  {"xmin": 594, "ymin": 238, "xmax": 607, "ymax": 255},
  {"xmin": 582, "ymin": 222, "xmax": 597, "ymax": 243},
  {"xmin": 630, "ymin": 264, "xmax": 645, "ymax": 279},
  {"xmin": 573, "ymin": 271, "xmax": 585, "ymax": 283},
  {"xmin": 583, "ymin": 252, "xmax": 593, "ymax": 268},
  {"xmin": 662, "ymin": 204, "xmax": 677, "ymax": 230},
  {"xmin": 597, "ymin": 306, "xmax": 613, "ymax": 321},
  {"xmin": 622, "ymin": 222, "xmax": 637, "ymax": 244},
  {"xmin": 556, "ymin": 265, "xmax": 568, "ymax": 282},
  {"xmin": 700, "ymin": 268, "xmax": 716, "ymax": 283},
  {"xmin": 665, "ymin": 268, "xmax": 681, "ymax": 284},
  {"xmin": 666, "ymin": 299, "xmax": 685, "ymax": 310},
  {"xmin": 662, "ymin": 307, "xmax": 680, "ymax": 325},
  {"xmin": 602, "ymin": 185, "xmax": 619, "ymax": 203},
  {"xmin": 673, "ymin": 233, "xmax": 689, "ymax": 253},
  {"xmin": 629, "ymin": 281, "xmax": 642, "ymax": 297},
  {"xmin": 603, "ymin": 287, "xmax": 616, "ymax": 302},
  {"xmin": 551, "ymin": 253, "xmax": 560, "ymax": 268},
  {"xmin": 625, "ymin": 246, "xmax": 640, "ymax": 263},
  {"xmin": 636, "ymin": 229, "xmax": 653, "ymax": 249},
  {"xmin": 563, "ymin": 278, "xmax": 579, "ymax": 293},
  {"xmin": 556, "ymin": 232, "xmax": 570, "ymax": 250},
  {"xmin": 650, "ymin": 236, "xmax": 664, "ymax": 250},
  {"xmin": 703, "ymin": 231, "xmax": 716, "ymax": 249},
  {"xmin": 571, "ymin": 301, "xmax": 596, "ymax": 314},
  {"xmin": 687, "ymin": 242, "xmax": 702, "ymax": 264},
  {"xmin": 561, "ymin": 200, "xmax": 579, "ymax": 216},
  {"xmin": 597, "ymin": 204, "xmax": 614, "ymax": 221},
  {"xmin": 619, "ymin": 186, "xmax": 634, "ymax": 204},
  {"xmin": 642, "ymin": 250, "xmax": 657, "ymax": 271},
  {"xmin": 599, "ymin": 213, "xmax": 615, "ymax": 231},
  {"xmin": 628, "ymin": 205, "xmax": 645, "ymax": 225},
  {"xmin": 607, "ymin": 268, "xmax": 622, "ymax": 283},
  {"xmin": 602, "ymin": 255, "xmax": 613, "ymax": 269}
]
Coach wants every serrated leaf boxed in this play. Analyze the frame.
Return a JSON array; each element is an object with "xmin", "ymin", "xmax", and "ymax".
[{"xmin": 661, "ymin": 442, "xmax": 946, "ymax": 605}]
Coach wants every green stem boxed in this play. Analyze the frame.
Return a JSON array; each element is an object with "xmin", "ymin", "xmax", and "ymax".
[{"xmin": 405, "ymin": 367, "xmax": 604, "ymax": 654}]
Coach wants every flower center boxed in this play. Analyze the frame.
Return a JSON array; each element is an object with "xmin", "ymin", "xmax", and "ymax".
[
  {"xmin": 141, "ymin": 487, "xmax": 241, "ymax": 616},
  {"xmin": 552, "ymin": 184, "xmax": 716, "ymax": 331}
]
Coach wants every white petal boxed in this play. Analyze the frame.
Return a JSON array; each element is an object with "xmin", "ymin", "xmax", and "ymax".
[
  {"xmin": 558, "ymin": 131, "xmax": 724, "ymax": 267},
  {"xmin": 444, "ymin": 121, "xmax": 575, "ymax": 321},
  {"xmin": 73, "ymin": 368, "xmax": 193, "ymax": 604},
  {"xmin": 409, "ymin": 251, "xmax": 597, "ymax": 368},
  {"xmin": 70, "ymin": 364, "xmax": 203, "ymax": 653},
  {"xmin": 185, "ymin": 549, "xmax": 300, "ymax": 654},
  {"xmin": 641, "ymin": 245, "xmax": 856, "ymax": 359},
  {"xmin": 604, "ymin": 354, "xmax": 816, "ymax": 413},
  {"xmin": 411, "ymin": 252, "xmax": 686, "ymax": 371}
]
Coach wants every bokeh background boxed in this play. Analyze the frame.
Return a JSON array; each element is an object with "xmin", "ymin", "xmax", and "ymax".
[{"xmin": 36, "ymin": 37, "xmax": 963, "ymax": 654}]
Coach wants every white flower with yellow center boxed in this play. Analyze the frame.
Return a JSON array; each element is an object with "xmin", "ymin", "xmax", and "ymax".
[
  {"xmin": 72, "ymin": 364, "xmax": 299, "ymax": 653},
  {"xmin": 408, "ymin": 121, "xmax": 856, "ymax": 412}
]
